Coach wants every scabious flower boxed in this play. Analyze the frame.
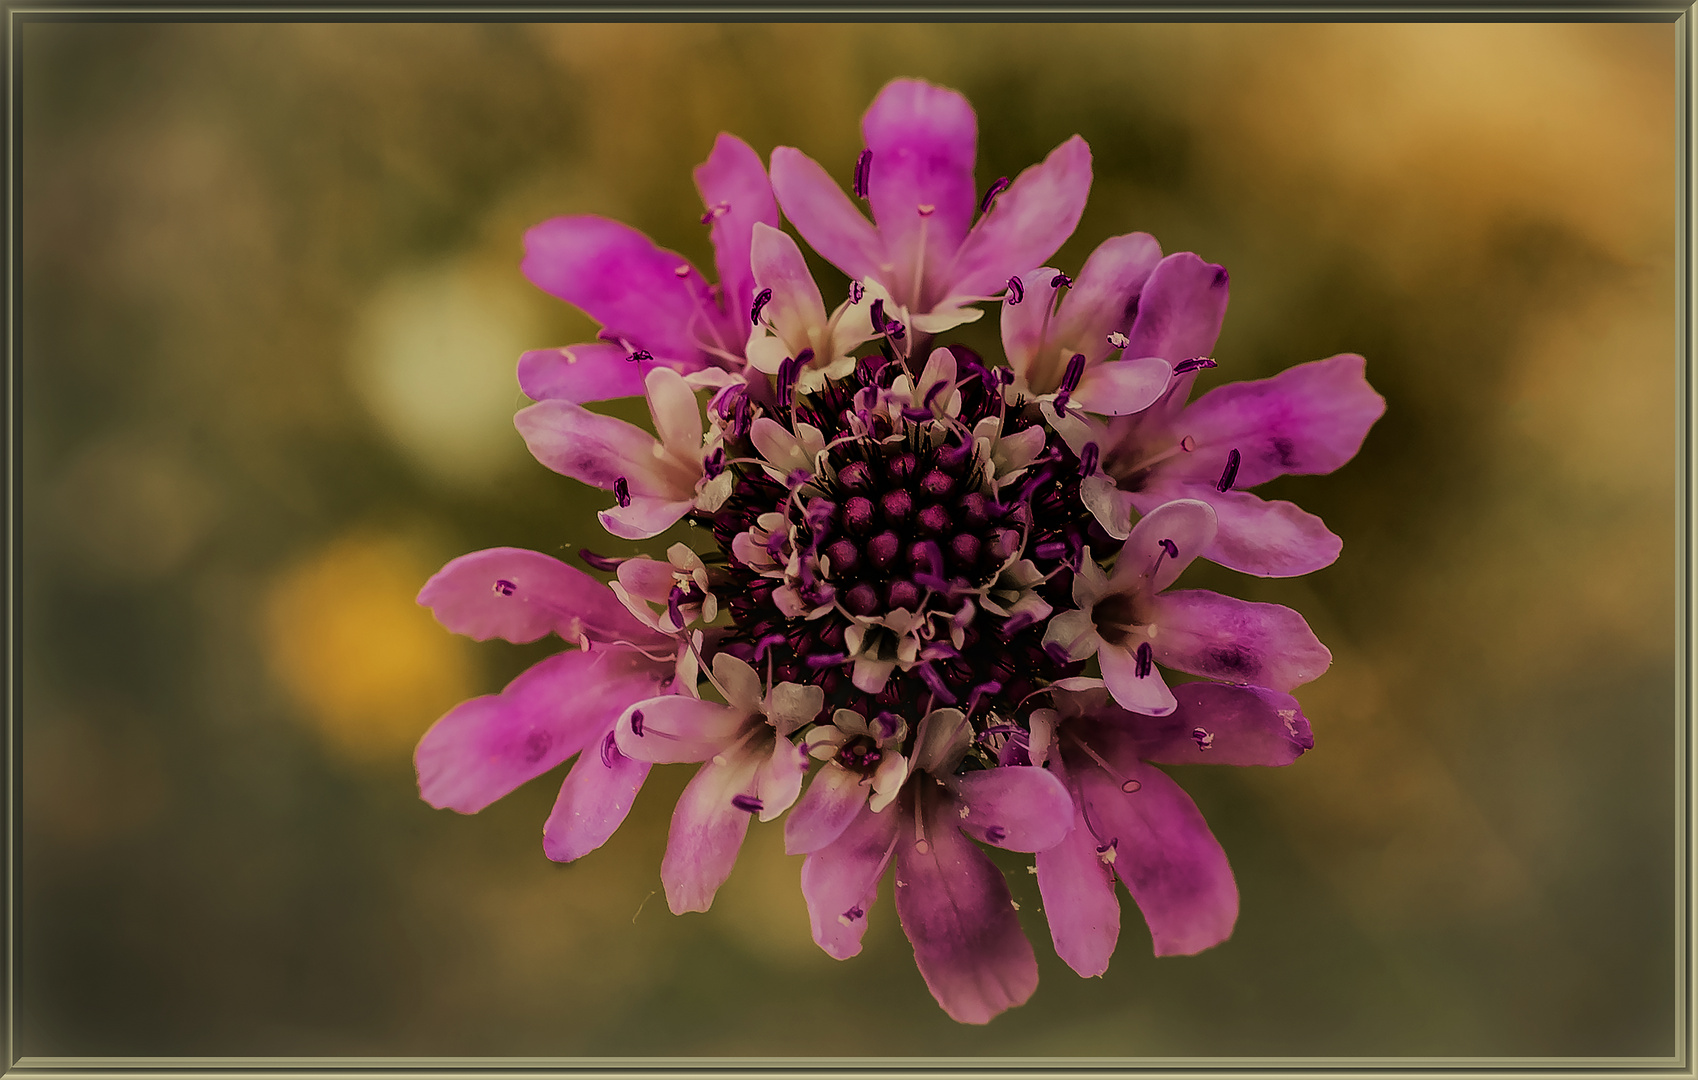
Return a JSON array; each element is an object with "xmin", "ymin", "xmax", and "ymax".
[{"xmin": 415, "ymin": 77, "xmax": 1382, "ymax": 1025}]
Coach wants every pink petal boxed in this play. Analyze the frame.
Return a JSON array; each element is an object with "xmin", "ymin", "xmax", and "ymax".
[
  {"xmin": 801, "ymin": 799, "xmax": 900, "ymax": 959},
  {"xmin": 1116, "ymin": 498, "xmax": 1217, "ymax": 593},
  {"xmin": 415, "ymin": 647, "xmax": 669, "ymax": 814},
  {"xmin": 950, "ymin": 135, "xmax": 1094, "ymax": 301},
  {"xmin": 417, "ymin": 547, "xmax": 664, "ymax": 647},
  {"xmin": 750, "ymin": 223, "xmax": 829, "ymax": 347},
  {"xmin": 1123, "ymin": 252, "xmax": 1230, "ymax": 425},
  {"xmin": 1034, "ymin": 753, "xmax": 1120, "ymax": 977},
  {"xmin": 894, "ymin": 785, "xmax": 1039, "ymax": 1025},
  {"xmin": 597, "ymin": 498, "xmax": 697, "ymax": 542},
  {"xmin": 521, "ymin": 216, "xmax": 712, "ymax": 363},
  {"xmin": 662, "ymin": 753, "xmax": 763, "ymax": 913},
  {"xmin": 769, "ymin": 146, "xmax": 883, "ymax": 282},
  {"xmin": 1070, "ymin": 753, "xmax": 1237, "ymax": 957},
  {"xmin": 1073, "ymin": 355, "xmax": 1173, "ymax": 416},
  {"xmin": 998, "ymin": 265, "xmax": 1061, "ymax": 386},
  {"xmin": 785, "ymin": 762, "xmax": 870, "ymax": 854},
  {"xmin": 513, "ymin": 400, "xmax": 669, "ymax": 493},
  {"xmin": 950, "ymin": 765, "xmax": 1074, "ymax": 852},
  {"xmin": 1050, "ymin": 232, "xmax": 1164, "ymax": 363},
  {"xmin": 1200, "ymin": 488, "xmax": 1343, "ymax": 577},
  {"xmin": 1151, "ymin": 589, "xmax": 1332, "ymax": 692},
  {"xmin": 644, "ymin": 366, "xmax": 704, "ymax": 462},
  {"xmin": 517, "ymin": 344, "xmax": 659, "ymax": 404},
  {"xmin": 1099, "ymin": 641, "xmax": 1177, "ymax": 717},
  {"xmin": 542, "ymin": 722, "xmax": 653, "ymax": 862},
  {"xmin": 613, "ymin": 695, "xmax": 746, "ymax": 764},
  {"xmin": 1165, "ymin": 353, "xmax": 1387, "ymax": 490},
  {"xmin": 694, "ymin": 132, "xmax": 780, "ymax": 340},
  {"xmin": 1098, "ymin": 682, "xmax": 1314, "ymax": 767},
  {"xmin": 753, "ymin": 735, "xmax": 810, "ymax": 821},
  {"xmin": 862, "ymin": 79, "xmax": 978, "ymax": 304}
]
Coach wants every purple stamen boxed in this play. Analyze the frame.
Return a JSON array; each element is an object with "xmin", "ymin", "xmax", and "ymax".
[
  {"xmin": 922, "ymin": 379, "xmax": 950, "ymax": 408},
  {"xmin": 1174, "ymin": 356, "xmax": 1218, "ymax": 375},
  {"xmin": 852, "ymin": 149, "xmax": 872, "ymax": 199},
  {"xmin": 916, "ymin": 663, "xmax": 959, "ymax": 704},
  {"xmin": 1107, "ymin": 331, "xmax": 1130, "ymax": 349},
  {"xmin": 1005, "ymin": 275, "xmax": 1024, "ymax": 305},
  {"xmin": 964, "ymin": 680, "xmax": 1003, "ymax": 717},
  {"xmin": 869, "ymin": 299, "xmax": 886, "ymax": 332},
  {"xmin": 1050, "ymin": 273, "xmax": 1072, "ymax": 289},
  {"xmin": 750, "ymin": 287, "xmax": 773, "ymax": 325},
  {"xmin": 1060, "ymin": 353, "xmax": 1086, "ymax": 394},
  {"xmin": 849, "ymin": 281, "xmax": 865, "ymax": 304},
  {"xmin": 984, "ymin": 825, "xmax": 1008, "ymax": 844},
  {"xmin": 630, "ymin": 709, "xmax": 645, "ymax": 736},
  {"xmin": 492, "ymin": 579, "xmax": 517, "ymax": 597},
  {"xmin": 873, "ymin": 711, "xmax": 903, "ymax": 742},
  {"xmin": 1002, "ymin": 613, "xmax": 1036, "ymax": 635},
  {"xmin": 613, "ymin": 477, "xmax": 631, "ymax": 508},
  {"xmin": 885, "ymin": 319, "xmax": 905, "ymax": 340},
  {"xmin": 731, "ymin": 794, "xmax": 763, "ymax": 814},
  {"xmin": 1044, "ymin": 642, "xmax": 1073, "ymax": 666},
  {"xmin": 1134, "ymin": 642, "xmax": 1154, "ymax": 679},
  {"xmin": 805, "ymin": 652, "xmax": 849, "ymax": 668},
  {"xmin": 667, "ymin": 586, "xmax": 689, "ymax": 628},
  {"xmin": 1078, "ymin": 441, "xmax": 1100, "ymax": 477},
  {"xmin": 628, "ymin": 349, "xmax": 653, "ymax": 364},
  {"xmin": 1191, "ymin": 727, "xmax": 1214, "ymax": 751},
  {"xmin": 578, "ymin": 549, "xmax": 624, "ymax": 572},
  {"xmin": 1217, "ymin": 448, "xmax": 1241, "ymax": 492},
  {"xmin": 1052, "ymin": 391, "xmax": 1071, "ymax": 417},
  {"xmin": 703, "ymin": 448, "xmax": 726, "ymax": 480},
  {"xmin": 699, "ymin": 201, "xmax": 730, "ymax": 225},
  {"xmin": 1034, "ymin": 539, "xmax": 1068, "ymax": 560},
  {"xmin": 753, "ymin": 633, "xmax": 789, "ymax": 660},
  {"xmin": 600, "ymin": 730, "xmax": 621, "ymax": 768},
  {"xmin": 978, "ymin": 176, "xmax": 1011, "ymax": 215},
  {"xmin": 1158, "ymin": 538, "xmax": 1178, "ymax": 559}
]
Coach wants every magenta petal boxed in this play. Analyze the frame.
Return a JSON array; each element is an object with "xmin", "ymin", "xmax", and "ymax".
[
  {"xmin": 769, "ymin": 146, "xmax": 884, "ymax": 282},
  {"xmin": 786, "ymin": 762, "xmax": 871, "ymax": 855},
  {"xmin": 1168, "ymin": 354, "xmax": 1387, "ymax": 489},
  {"xmin": 1051, "ymin": 232, "xmax": 1164, "ymax": 362},
  {"xmin": 895, "ymin": 785, "xmax": 1039, "ymax": 1025},
  {"xmin": 513, "ymin": 400, "xmax": 661, "ymax": 491},
  {"xmin": 417, "ymin": 547, "xmax": 664, "ymax": 647},
  {"xmin": 1099, "ymin": 641, "xmax": 1177, "ymax": 716},
  {"xmin": 662, "ymin": 753, "xmax": 761, "ymax": 914},
  {"xmin": 1034, "ymin": 753, "xmax": 1120, "ymax": 977},
  {"xmin": 1073, "ymin": 355, "xmax": 1172, "ymax": 417},
  {"xmin": 415, "ymin": 647, "xmax": 669, "ymax": 814},
  {"xmin": 542, "ymin": 721, "xmax": 653, "ymax": 862},
  {"xmin": 1123, "ymin": 251, "xmax": 1230, "ymax": 370},
  {"xmin": 1107, "ymin": 682, "xmax": 1314, "ymax": 767},
  {"xmin": 1073, "ymin": 754, "xmax": 1237, "ymax": 957},
  {"xmin": 613, "ymin": 696, "xmax": 745, "ymax": 764},
  {"xmin": 801, "ymin": 799, "xmax": 900, "ymax": 959},
  {"xmin": 951, "ymin": 765, "xmax": 1074, "ymax": 852},
  {"xmin": 695, "ymin": 132, "xmax": 780, "ymax": 340},
  {"xmin": 950, "ymin": 136, "xmax": 1094, "ymax": 301},
  {"xmin": 521, "ymin": 216, "xmax": 711, "ymax": 363},
  {"xmin": 1200, "ymin": 489, "xmax": 1344, "ymax": 577},
  {"xmin": 517, "ymin": 344, "xmax": 658, "ymax": 405},
  {"xmin": 1152, "ymin": 589, "xmax": 1332, "ymax": 692},
  {"xmin": 999, "ymin": 264, "xmax": 1060, "ymax": 384},
  {"xmin": 862, "ymin": 79, "xmax": 978, "ymax": 296}
]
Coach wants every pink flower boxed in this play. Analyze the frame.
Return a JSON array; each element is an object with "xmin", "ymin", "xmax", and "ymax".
[
  {"xmin": 770, "ymin": 78, "xmax": 1092, "ymax": 331},
  {"xmin": 1049, "ymin": 252, "xmax": 1387, "ymax": 576},
  {"xmin": 1041, "ymin": 499, "xmax": 1332, "ymax": 715},
  {"xmin": 518, "ymin": 133, "xmax": 778, "ymax": 404},
  {"xmin": 1031, "ymin": 683, "xmax": 1314, "ymax": 976},
  {"xmin": 412, "ymin": 547, "xmax": 681, "ymax": 863}
]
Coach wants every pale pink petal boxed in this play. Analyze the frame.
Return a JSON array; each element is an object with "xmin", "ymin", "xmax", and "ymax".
[
  {"xmin": 598, "ymin": 498, "xmax": 697, "ymax": 541},
  {"xmin": 998, "ymin": 265, "xmax": 1060, "ymax": 383},
  {"xmin": 644, "ymin": 366, "xmax": 704, "ymax": 462},
  {"xmin": 1163, "ymin": 354, "xmax": 1387, "ymax": 490},
  {"xmin": 521, "ymin": 215, "xmax": 712, "ymax": 363},
  {"xmin": 517, "ymin": 344, "xmax": 660, "ymax": 404},
  {"xmin": 801, "ymin": 799, "xmax": 900, "ymax": 959},
  {"xmin": 894, "ymin": 785, "xmax": 1039, "ymax": 1025},
  {"xmin": 1050, "ymin": 232, "xmax": 1164, "ymax": 363},
  {"xmin": 769, "ymin": 146, "xmax": 883, "ymax": 282},
  {"xmin": 1072, "ymin": 754, "xmax": 1237, "ymax": 957},
  {"xmin": 785, "ymin": 762, "xmax": 870, "ymax": 854},
  {"xmin": 417, "ymin": 547, "xmax": 666, "ymax": 646},
  {"xmin": 753, "ymin": 734, "xmax": 810, "ymax": 821},
  {"xmin": 1116, "ymin": 498, "xmax": 1217, "ymax": 594},
  {"xmin": 1094, "ymin": 682, "xmax": 1313, "ymax": 767},
  {"xmin": 513, "ymin": 400, "xmax": 672, "ymax": 494},
  {"xmin": 862, "ymin": 78, "xmax": 978, "ymax": 303},
  {"xmin": 950, "ymin": 136, "xmax": 1093, "ymax": 301},
  {"xmin": 1034, "ymin": 753, "xmax": 1120, "ymax": 977},
  {"xmin": 1099, "ymin": 641, "xmax": 1177, "ymax": 717},
  {"xmin": 750, "ymin": 223, "xmax": 828, "ymax": 348},
  {"xmin": 542, "ymin": 722, "xmax": 653, "ymax": 862},
  {"xmin": 694, "ymin": 132, "xmax": 780, "ymax": 338},
  {"xmin": 1151, "ymin": 589, "xmax": 1332, "ymax": 692},
  {"xmin": 1201, "ymin": 488, "xmax": 1343, "ymax": 577},
  {"xmin": 950, "ymin": 765, "xmax": 1074, "ymax": 852},
  {"xmin": 1073, "ymin": 356, "xmax": 1173, "ymax": 416},
  {"xmin": 416, "ymin": 647, "xmax": 669, "ymax": 814},
  {"xmin": 661, "ymin": 752, "xmax": 762, "ymax": 913},
  {"xmin": 613, "ymin": 695, "xmax": 746, "ymax": 764}
]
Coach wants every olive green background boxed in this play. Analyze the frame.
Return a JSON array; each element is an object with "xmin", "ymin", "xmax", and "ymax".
[{"xmin": 18, "ymin": 21, "xmax": 1678, "ymax": 1057}]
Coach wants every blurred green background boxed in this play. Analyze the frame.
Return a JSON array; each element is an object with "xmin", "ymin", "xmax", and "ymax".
[{"xmin": 18, "ymin": 21, "xmax": 1678, "ymax": 1057}]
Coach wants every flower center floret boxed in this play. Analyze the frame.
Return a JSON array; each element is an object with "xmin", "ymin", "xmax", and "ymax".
[{"xmin": 706, "ymin": 348, "xmax": 1107, "ymax": 751}]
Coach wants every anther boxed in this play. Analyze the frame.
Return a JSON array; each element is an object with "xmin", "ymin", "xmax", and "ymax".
[
  {"xmin": 1078, "ymin": 442, "xmax": 1100, "ymax": 477},
  {"xmin": 1050, "ymin": 273, "xmax": 1072, "ymax": 289},
  {"xmin": 869, "ymin": 299, "xmax": 886, "ymax": 332},
  {"xmin": 1158, "ymin": 538, "xmax": 1178, "ymax": 559},
  {"xmin": 493, "ymin": 579, "xmax": 517, "ymax": 597},
  {"xmin": 979, "ymin": 176, "xmax": 1011, "ymax": 215},
  {"xmin": 750, "ymin": 287, "xmax": 773, "ymax": 325},
  {"xmin": 731, "ymin": 794, "xmax": 764, "ymax": 814},
  {"xmin": 852, "ymin": 149, "xmax": 872, "ymax": 199},
  {"xmin": 1134, "ymin": 642, "xmax": 1154, "ymax": 678},
  {"xmin": 600, "ymin": 730, "xmax": 620, "ymax": 768},
  {"xmin": 1060, "ymin": 353, "xmax": 1086, "ymax": 394},
  {"xmin": 613, "ymin": 477, "xmax": 632, "ymax": 508},
  {"xmin": 1107, "ymin": 331, "xmax": 1130, "ymax": 349},
  {"xmin": 698, "ymin": 201, "xmax": 730, "ymax": 225},
  {"xmin": 1180, "ymin": 435, "xmax": 1196, "ymax": 452},
  {"xmin": 806, "ymin": 652, "xmax": 850, "ymax": 668},
  {"xmin": 917, "ymin": 204, "xmax": 935, "ymax": 217},
  {"xmin": 630, "ymin": 709, "xmax": 646, "ymax": 736},
  {"xmin": 579, "ymin": 549, "xmax": 624, "ymax": 572},
  {"xmin": 849, "ymin": 281, "xmax": 865, "ymax": 304},
  {"xmin": 1192, "ymin": 727, "xmax": 1214, "ymax": 751},
  {"xmin": 916, "ymin": 662, "xmax": 957, "ymax": 703},
  {"xmin": 628, "ymin": 349, "xmax": 653, "ymax": 364},
  {"xmin": 1005, "ymin": 276, "xmax": 1025, "ymax": 305},
  {"xmin": 1174, "ymin": 356, "xmax": 1218, "ymax": 375},
  {"xmin": 984, "ymin": 825, "xmax": 1008, "ymax": 844},
  {"xmin": 1217, "ymin": 448, "xmax": 1241, "ymax": 492}
]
